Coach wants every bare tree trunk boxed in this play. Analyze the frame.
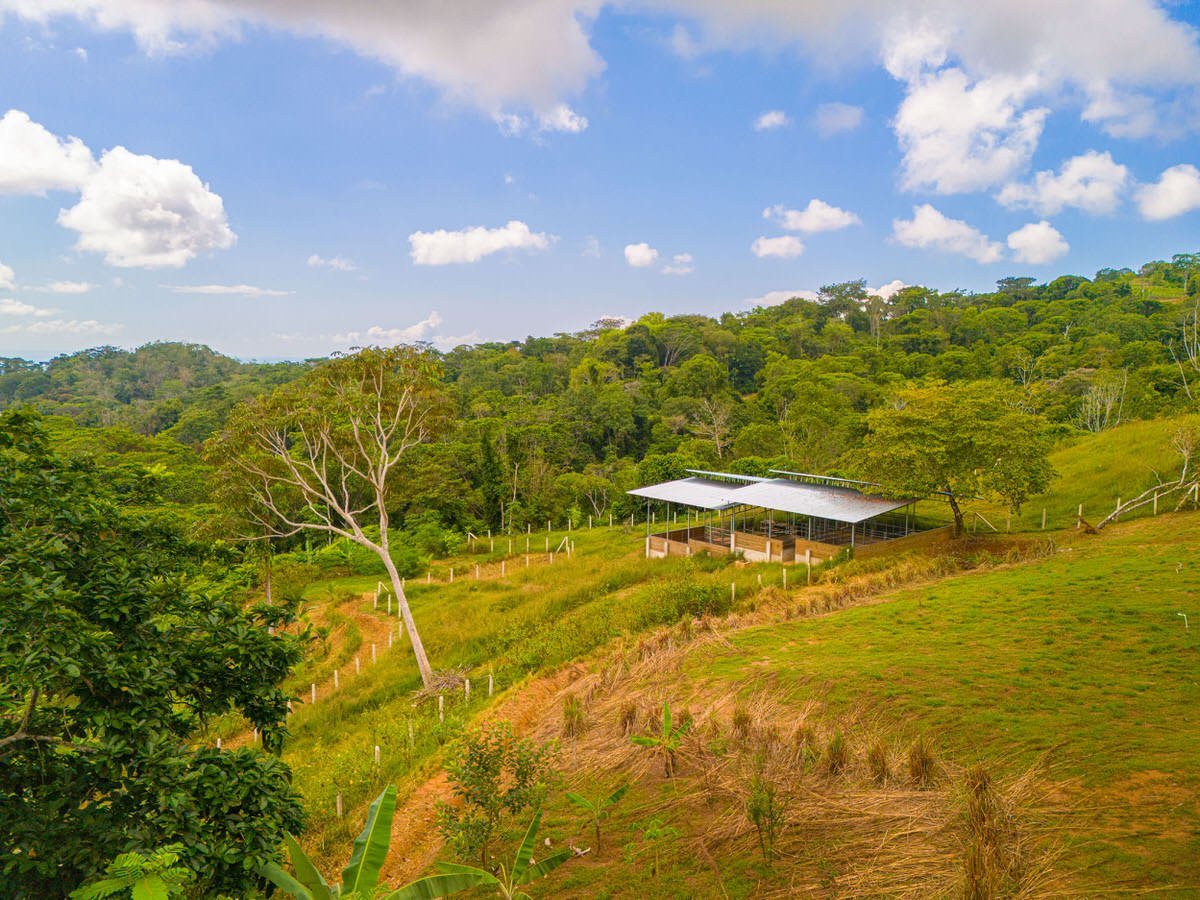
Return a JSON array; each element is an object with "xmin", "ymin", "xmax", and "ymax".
[
  {"xmin": 946, "ymin": 491, "xmax": 965, "ymax": 536},
  {"xmin": 380, "ymin": 550, "xmax": 432, "ymax": 686}
]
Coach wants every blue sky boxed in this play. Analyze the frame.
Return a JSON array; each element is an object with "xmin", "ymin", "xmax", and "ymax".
[{"xmin": 1, "ymin": 1, "xmax": 1199, "ymax": 360}]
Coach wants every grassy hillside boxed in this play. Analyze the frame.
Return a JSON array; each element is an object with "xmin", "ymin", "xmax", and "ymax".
[
  {"xmin": 222, "ymin": 423, "xmax": 1200, "ymax": 896},
  {"xmin": 975, "ymin": 412, "xmax": 1200, "ymax": 531}
]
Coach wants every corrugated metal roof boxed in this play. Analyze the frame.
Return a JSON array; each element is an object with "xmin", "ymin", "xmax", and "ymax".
[
  {"xmin": 626, "ymin": 476, "xmax": 744, "ymax": 510},
  {"xmin": 627, "ymin": 472, "xmax": 912, "ymax": 522},
  {"xmin": 732, "ymin": 478, "xmax": 910, "ymax": 523}
]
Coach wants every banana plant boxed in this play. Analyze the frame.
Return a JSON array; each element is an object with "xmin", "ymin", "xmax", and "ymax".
[
  {"xmin": 259, "ymin": 785, "xmax": 397, "ymax": 899},
  {"xmin": 631, "ymin": 700, "xmax": 692, "ymax": 777},
  {"xmin": 387, "ymin": 807, "xmax": 571, "ymax": 900},
  {"xmin": 566, "ymin": 783, "xmax": 629, "ymax": 853}
]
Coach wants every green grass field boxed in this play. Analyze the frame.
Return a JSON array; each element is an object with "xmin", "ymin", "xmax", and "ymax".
[{"xmin": 247, "ymin": 420, "xmax": 1200, "ymax": 895}]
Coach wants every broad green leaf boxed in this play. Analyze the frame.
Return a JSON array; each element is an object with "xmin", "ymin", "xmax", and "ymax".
[
  {"xmin": 340, "ymin": 785, "xmax": 397, "ymax": 895},
  {"xmin": 432, "ymin": 861, "xmax": 493, "ymax": 877},
  {"xmin": 285, "ymin": 834, "xmax": 330, "ymax": 898},
  {"xmin": 565, "ymin": 792, "xmax": 593, "ymax": 811},
  {"xmin": 662, "ymin": 700, "xmax": 672, "ymax": 735},
  {"xmin": 510, "ymin": 807, "xmax": 543, "ymax": 880},
  {"xmin": 130, "ymin": 875, "xmax": 168, "ymax": 900},
  {"xmin": 630, "ymin": 735, "xmax": 655, "ymax": 747},
  {"xmin": 517, "ymin": 848, "xmax": 572, "ymax": 884},
  {"xmin": 606, "ymin": 784, "xmax": 630, "ymax": 806},
  {"xmin": 70, "ymin": 877, "xmax": 128, "ymax": 899},
  {"xmin": 258, "ymin": 862, "xmax": 316, "ymax": 900},
  {"xmin": 382, "ymin": 871, "xmax": 495, "ymax": 900}
]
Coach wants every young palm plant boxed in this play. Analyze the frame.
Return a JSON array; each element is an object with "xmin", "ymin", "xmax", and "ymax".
[
  {"xmin": 566, "ymin": 784, "xmax": 629, "ymax": 854},
  {"xmin": 259, "ymin": 785, "xmax": 397, "ymax": 899},
  {"xmin": 390, "ymin": 807, "xmax": 571, "ymax": 900},
  {"xmin": 631, "ymin": 700, "xmax": 692, "ymax": 777}
]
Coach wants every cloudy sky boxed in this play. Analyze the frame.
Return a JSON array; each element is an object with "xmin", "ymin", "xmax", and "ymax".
[{"xmin": 1, "ymin": 1, "xmax": 1199, "ymax": 360}]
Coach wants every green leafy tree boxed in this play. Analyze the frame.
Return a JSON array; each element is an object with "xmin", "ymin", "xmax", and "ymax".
[
  {"xmin": 0, "ymin": 409, "xmax": 305, "ymax": 897},
  {"xmin": 395, "ymin": 808, "xmax": 571, "ymax": 900},
  {"xmin": 855, "ymin": 381, "xmax": 1055, "ymax": 533},
  {"xmin": 207, "ymin": 345, "xmax": 448, "ymax": 687},
  {"xmin": 436, "ymin": 722, "xmax": 556, "ymax": 867}
]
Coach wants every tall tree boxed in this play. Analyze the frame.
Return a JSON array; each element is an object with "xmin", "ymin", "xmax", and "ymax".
[
  {"xmin": 855, "ymin": 381, "xmax": 1055, "ymax": 533},
  {"xmin": 0, "ymin": 409, "xmax": 304, "ymax": 896},
  {"xmin": 207, "ymin": 346, "xmax": 448, "ymax": 687}
]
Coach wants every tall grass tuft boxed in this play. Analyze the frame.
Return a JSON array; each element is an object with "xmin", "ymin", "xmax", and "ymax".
[
  {"xmin": 562, "ymin": 694, "xmax": 586, "ymax": 739},
  {"xmin": 907, "ymin": 735, "xmax": 936, "ymax": 788},
  {"xmin": 823, "ymin": 729, "xmax": 848, "ymax": 776}
]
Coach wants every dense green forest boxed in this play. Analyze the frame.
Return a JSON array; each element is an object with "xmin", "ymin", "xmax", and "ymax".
[{"xmin": 3, "ymin": 255, "xmax": 1197, "ymax": 537}]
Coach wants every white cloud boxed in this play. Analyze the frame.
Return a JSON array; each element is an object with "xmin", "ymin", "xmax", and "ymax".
[
  {"xmin": 764, "ymin": 198, "xmax": 860, "ymax": 233},
  {"xmin": 307, "ymin": 253, "xmax": 357, "ymax": 272},
  {"xmin": 0, "ymin": 317, "xmax": 120, "ymax": 335},
  {"xmin": 892, "ymin": 204, "xmax": 1002, "ymax": 263},
  {"xmin": 669, "ymin": 23, "xmax": 701, "ymax": 60},
  {"xmin": 751, "ymin": 235, "xmax": 805, "ymax": 259},
  {"xmin": 73, "ymin": 47, "xmax": 88, "ymax": 61},
  {"xmin": 0, "ymin": 298, "xmax": 57, "ymax": 317},
  {"xmin": 167, "ymin": 283, "xmax": 292, "ymax": 297},
  {"xmin": 0, "ymin": 109, "xmax": 96, "ymax": 195},
  {"xmin": 36, "ymin": 280, "xmax": 95, "ymax": 294},
  {"xmin": 1007, "ymin": 221, "xmax": 1069, "ymax": 264},
  {"xmin": 504, "ymin": 173, "xmax": 515, "ymax": 185},
  {"xmin": 1135, "ymin": 164, "xmax": 1200, "ymax": 221},
  {"xmin": 662, "ymin": 252, "xmax": 694, "ymax": 275},
  {"xmin": 582, "ymin": 235, "xmax": 602, "ymax": 257},
  {"xmin": 409, "ymin": 220, "xmax": 552, "ymax": 265},
  {"xmin": 813, "ymin": 102, "xmax": 863, "ymax": 137},
  {"xmin": 893, "ymin": 66, "xmax": 1047, "ymax": 194},
  {"xmin": 754, "ymin": 110, "xmax": 789, "ymax": 131},
  {"xmin": 430, "ymin": 330, "xmax": 481, "ymax": 351},
  {"xmin": 868, "ymin": 279, "xmax": 907, "ymax": 299},
  {"xmin": 997, "ymin": 150, "xmax": 1129, "ymax": 215},
  {"xmin": 742, "ymin": 288, "xmax": 819, "ymax": 307},
  {"xmin": 0, "ymin": 261, "xmax": 13, "ymax": 291},
  {"xmin": 334, "ymin": 311, "xmax": 443, "ymax": 345},
  {"xmin": 624, "ymin": 242, "xmax": 659, "ymax": 268},
  {"xmin": 7, "ymin": 1, "xmax": 1200, "ymax": 150},
  {"xmin": 536, "ymin": 103, "xmax": 588, "ymax": 133},
  {"xmin": 56, "ymin": 145, "xmax": 235, "ymax": 268}
]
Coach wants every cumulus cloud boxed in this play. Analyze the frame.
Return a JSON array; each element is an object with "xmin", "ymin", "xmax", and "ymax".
[
  {"xmin": 409, "ymin": 220, "xmax": 552, "ymax": 265},
  {"xmin": 662, "ymin": 252, "xmax": 694, "ymax": 275},
  {"xmin": 0, "ymin": 112, "xmax": 236, "ymax": 269},
  {"xmin": 813, "ymin": 102, "xmax": 863, "ymax": 137},
  {"xmin": 0, "ymin": 261, "xmax": 13, "ymax": 291},
  {"xmin": 536, "ymin": 103, "xmax": 588, "ymax": 133},
  {"xmin": 55, "ymin": 146, "xmax": 235, "ymax": 268},
  {"xmin": 334, "ymin": 311, "xmax": 444, "ymax": 345},
  {"xmin": 892, "ymin": 66, "xmax": 1047, "ymax": 194},
  {"xmin": 1135, "ymin": 164, "xmax": 1200, "ymax": 221},
  {"xmin": 742, "ymin": 288, "xmax": 819, "ymax": 307},
  {"xmin": 764, "ymin": 199, "xmax": 860, "ymax": 233},
  {"xmin": 751, "ymin": 235, "xmax": 805, "ymax": 259},
  {"xmin": 997, "ymin": 150, "xmax": 1129, "ymax": 215},
  {"xmin": 892, "ymin": 204, "xmax": 1002, "ymax": 263},
  {"xmin": 167, "ymin": 283, "xmax": 292, "ymax": 297},
  {"xmin": 868, "ymin": 279, "xmax": 907, "ymax": 299},
  {"xmin": 624, "ymin": 242, "xmax": 659, "ymax": 267},
  {"xmin": 0, "ymin": 109, "xmax": 96, "ymax": 195},
  {"xmin": 307, "ymin": 253, "xmax": 357, "ymax": 272},
  {"xmin": 1006, "ymin": 221, "xmax": 1069, "ymax": 264},
  {"xmin": 754, "ymin": 110, "xmax": 789, "ymax": 131},
  {"xmin": 0, "ymin": 298, "xmax": 57, "ymax": 317}
]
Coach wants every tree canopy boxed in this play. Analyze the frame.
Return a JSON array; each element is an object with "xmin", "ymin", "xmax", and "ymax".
[
  {"xmin": 0, "ymin": 408, "xmax": 305, "ymax": 897},
  {"xmin": 854, "ymin": 381, "xmax": 1056, "ymax": 532}
]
